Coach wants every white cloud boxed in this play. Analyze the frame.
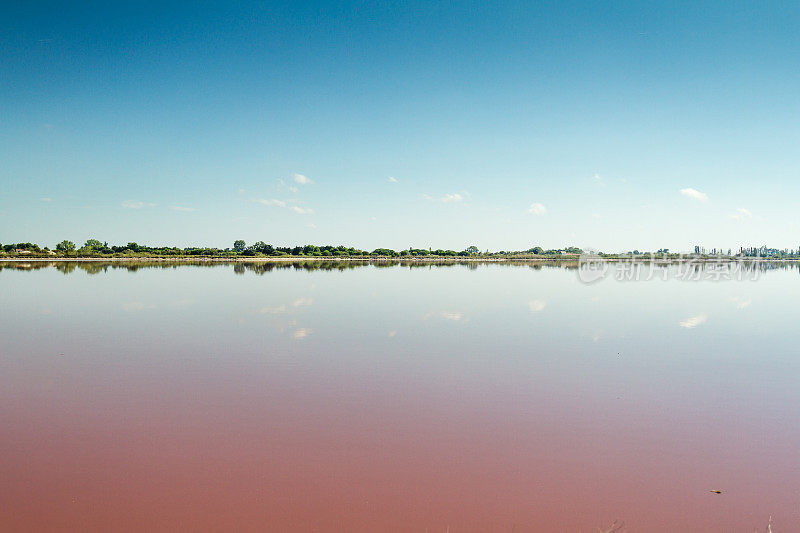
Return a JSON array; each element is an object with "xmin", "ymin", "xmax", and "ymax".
[
  {"xmin": 591, "ymin": 173, "xmax": 605, "ymax": 185},
  {"xmin": 256, "ymin": 198, "xmax": 287, "ymax": 207},
  {"xmin": 256, "ymin": 198, "xmax": 313, "ymax": 214},
  {"xmin": 171, "ymin": 205, "xmax": 197, "ymax": 212},
  {"xmin": 388, "ymin": 176, "xmax": 398, "ymax": 183},
  {"xmin": 422, "ymin": 192, "xmax": 467, "ymax": 203},
  {"xmin": 680, "ymin": 188, "xmax": 708, "ymax": 201},
  {"xmin": 255, "ymin": 198, "xmax": 286, "ymax": 207},
  {"xmin": 441, "ymin": 193, "xmax": 464, "ymax": 203},
  {"xmin": 528, "ymin": 202, "xmax": 547, "ymax": 215},
  {"xmin": 528, "ymin": 299, "xmax": 547, "ymax": 312},
  {"xmin": 679, "ymin": 313, "xmax": 708, "ymax": 328},
  {"xmin": 293, "ymin": 173, "xmax": 313, "ymax": 185},
  {"xmin": 121, "ymin": 200, "xmax": 155, "ymax": 209},
  {"xmin": 277, "ymin": 179, "xmax": 300, "ymax": 193},
  {"xmin": 729, "ymin": 207, "xmax": 752, "ymax": 220}
]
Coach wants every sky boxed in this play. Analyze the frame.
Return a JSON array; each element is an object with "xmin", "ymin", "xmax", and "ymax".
[{"xmin": 1, "ymin": 0, "xmax": 798, "ymax": 252}]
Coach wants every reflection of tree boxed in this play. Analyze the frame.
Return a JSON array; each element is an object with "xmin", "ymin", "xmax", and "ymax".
[
  {"xmin": 56, "ymin": 263, "xmax": 77, "ymax": 275},
  {"xmin": 79, "ymin": 263, "xmax": 108, "ymax": 275},
  {"xmin": 0, "ymin": 262, "xmax": 54, "ymax": 272}
]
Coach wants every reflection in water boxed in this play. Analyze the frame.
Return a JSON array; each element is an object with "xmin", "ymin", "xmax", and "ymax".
[
  {"xmin": 1, "ymin": 259, "xmax": 575, "ymax": 275},
  {"xmin": 679, "ymin": 313, "xmax": 709, "ymax": 328},
  {"xmin": 2, "ymin": 259, "xmax": 799, "ymax": 276},
  {"xmin": 1, "ymin": 260, "xmax": 799, "ymax": 531},
  {"xmin": 528, "ymin": 299, "xmax": 547, "ymax": 312}
]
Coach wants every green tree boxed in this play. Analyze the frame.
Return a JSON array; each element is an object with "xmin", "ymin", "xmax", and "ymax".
[
  {"xmin": 465, "ymin": 245, "xmax": 480, "ymax": 255},
  {"xmin": 56, "ymin": 240, "xmax": 76, "ymax": 253},
  {"xmin": 249, "ymin": 241, "xmax": 270, "ymax": 254},
  {"xmin": 233, "ymin": 240, "xmax": 246, "ymax": 253},
  {"xmin": 84, "ymin": 239, "xmax": 103, "ymax": 250}
]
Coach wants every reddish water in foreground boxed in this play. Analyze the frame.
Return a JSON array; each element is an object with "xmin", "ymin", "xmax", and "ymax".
[{"xmin": 1, "ymin": 262, "xmax": 799, "ymax": 531}]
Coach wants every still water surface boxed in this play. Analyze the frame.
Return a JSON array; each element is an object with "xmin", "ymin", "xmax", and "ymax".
[{"xmin": 1, "ymin": 261, "xmax": 799, "ymax": 531}]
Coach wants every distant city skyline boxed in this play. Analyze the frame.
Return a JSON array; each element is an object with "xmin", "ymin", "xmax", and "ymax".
[{"xmin": 2, "ymin": 1, "xmax": 799, "ymax": 252}]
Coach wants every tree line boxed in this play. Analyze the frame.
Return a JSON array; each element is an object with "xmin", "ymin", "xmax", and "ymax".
[
  {"xmin": 1, "ymin": 239, "xmax": 585, "ymax": 258},
  {"xmin": 4, "ymin": 239, "xmax": 799, "ymax": 259}
]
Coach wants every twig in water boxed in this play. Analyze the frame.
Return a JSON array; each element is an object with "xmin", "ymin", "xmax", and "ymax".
[{"xmin": 598, "ymin": 519, "xmax": 625, "ymax": 532}]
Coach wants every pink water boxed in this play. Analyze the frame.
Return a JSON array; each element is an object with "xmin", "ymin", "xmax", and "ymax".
[{"xmin": 1, "ymin": 262, "xmax": 798, "ymax": 531}]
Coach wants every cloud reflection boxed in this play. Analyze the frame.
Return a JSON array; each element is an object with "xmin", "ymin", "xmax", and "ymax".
[
  {"xmin": 679, "ymin": 314, "xmax": 708, "ymax": 328},
  {"xmin": 730, "ymin": 297, "xmax": 751, "ymax": 309},
  {"xmin": 528, "ymin": 299, "xmax": 547, "ymax": 312},
  {"xmin": 293, "ymin": 328, "xmax": 312, "ymax": 339},
  {"xmin": 122, "ymin": 302, "xmax": 155, "ymax": 312},
  {"xmin": 259, "ymin": 305, "xmax": 287, "ymax": 314}
]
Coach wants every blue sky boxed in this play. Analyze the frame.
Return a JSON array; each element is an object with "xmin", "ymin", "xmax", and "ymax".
[{"xmin": 2, "ymin": 1, "xmax": 798, "ymax": 252}]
